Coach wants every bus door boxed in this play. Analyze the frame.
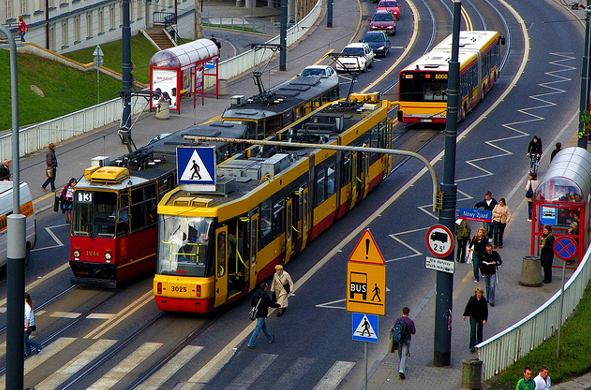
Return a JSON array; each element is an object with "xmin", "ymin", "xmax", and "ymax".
[
  {"xmin": 249, "ymin": 213, "xmax": 259, "ymax": 292},
  {"xmin": 284, "ymin": 197, "xmax": 293, "ymax": 263},
  {"xmin": 300, "ymin": 186, "xmax": 310, "ymax": 251},
  {"xmin": 214, "ymin": 225, "xmax": 228, "ymax": 308}
]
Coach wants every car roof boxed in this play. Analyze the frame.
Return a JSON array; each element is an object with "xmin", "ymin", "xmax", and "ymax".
[
  {"xmin": 345, "ymin": 43, "xmax": 368, "ymax": 48},
  {"xmin": 374, "ymin": 9, "xmax": 393, "ymax": 14},
  {"xmin": 303, "ymin": 65, "xmax": 331, "ymax": 70},
  {"xmin": 364, "ymin": 30, "xmax": 386, "ymax": 36}
]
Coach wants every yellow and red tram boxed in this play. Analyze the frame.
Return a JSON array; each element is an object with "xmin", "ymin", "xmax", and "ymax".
[{"xmin": 154, "ymin": 93, "xmax": 394, "ymax": 312}]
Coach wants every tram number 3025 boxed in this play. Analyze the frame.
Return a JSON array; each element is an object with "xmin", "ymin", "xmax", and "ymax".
[{"xmin": 170, "ymin": 286, "xmax": 187, "ymax": 293}]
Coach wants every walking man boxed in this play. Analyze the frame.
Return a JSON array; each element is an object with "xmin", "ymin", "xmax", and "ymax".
[
  {"xmin": 516, "ymin": 367, "xmax": 535, "ymax": 390},
  {"xmin": 480, "ymin": 243, "xmax": 502, "ymax": 307},
  {"xmin": 247, "ymin": 282, "xmax": 280, "ymax": 349},
  {"xmin": 41, "ymin": 143, "xmax": 58, "ymax": 191},
  {"xmin": 534, "ymin": 365, "xmax": 551, "ymax": 390},
  {"xmin": 394, "ymin": 307, "xmax": 416, "ymax": 380},
  {"xmin": 474, "ymin": 191, "xmax": 497, "ymax": 238}
]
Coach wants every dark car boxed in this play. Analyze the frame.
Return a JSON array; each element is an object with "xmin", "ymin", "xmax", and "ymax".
[
  {"xmin": 368, "ymin": 10, "xmax": 396, "ymax": 35},
  {"xmin": 361, "ymin": 30, "xmax": 390, "ymax": 57}
]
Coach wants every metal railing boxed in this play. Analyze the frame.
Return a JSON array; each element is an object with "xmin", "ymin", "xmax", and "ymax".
[
  {"xmin": 476, "ymin": 248, "xmax": 591, "ymax": 380},
  {"xmin": 203, "ymin": 16, "xmax": 280, "ymax": 35},
  {"xmin": 153, "ymin": 12, "xmax": 177, "ymax": 27}
]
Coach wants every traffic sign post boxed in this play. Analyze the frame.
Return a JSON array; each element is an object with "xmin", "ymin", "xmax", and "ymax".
[
  {"xmin": 553, "ymin": 236, "xmax": 578, "ymax": 358},
  {"xmin": 176, "ymin": 147, "xmax": 217, "ymax": 192}
]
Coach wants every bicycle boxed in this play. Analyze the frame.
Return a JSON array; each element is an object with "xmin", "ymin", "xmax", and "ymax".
[{"xmin": 528, "ymin": 153, "xmax": 540, "ymax": 173}]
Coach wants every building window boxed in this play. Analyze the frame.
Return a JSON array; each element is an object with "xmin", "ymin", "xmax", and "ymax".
[
  {"xmin": 61, "ymin": 19, "xmax": 68, "ymax": 47},
  {"xmin": 49, "ymin": 23, "xmax": 56, "ymax": 51},
  {"xmin": 37, "ymin": 0, "xmax": 43, "ymax": 12},
  {"xmin": 6, "ymin": 0, "xmax": 13, "ymax": 18},
  {"xmin": 98, "ymin": 8, "xmax": 104, "ymax": 34},
  {"xmin": 48, "ymin": 0, "xmax": 54, "ymax": 7},
  {"xmin": 109, "ymin": 4, "xmax": 115, "ymax": 30},
  {"xmin": 129, "ymin": 0, "xmax": 134, "ymax": 21},
  {"xmin": 74, "ymin": 15, "xmax": 80, "ymax": 42},
  {"xmin": 20, "ymin": 0, "xmax": 27, "ymax": 15},
  {"xmin": 119, "ymin": 2, "xmax": 123, "ymax": 26},
  {"xmin": 86, "ymin": 11, "xmax": 92, "ymax": 37}
]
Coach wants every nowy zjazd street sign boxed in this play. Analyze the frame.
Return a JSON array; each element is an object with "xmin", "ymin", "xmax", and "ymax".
[{"xmin": 347, "ymin": 230, "xmax": 386, "ymax": 316}]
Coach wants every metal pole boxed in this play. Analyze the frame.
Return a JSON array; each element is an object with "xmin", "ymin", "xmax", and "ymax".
[
  {"xmin": 0, "ymin": 24, "xmax": 26, "ymax": 390},
  {"xmin": 557, "ymin": 260, "xmax": 567, "ymax": 357},
  {"xmin": 121, "ymin": 0, "xmax": 133, "ymax": 131},
  {"xmin": 97, "ymin": 56, "xmax": 100, "ymax": 105},
  {"xmin": 279, "ymin": 0, "xmax": 287, "ymax": 71},
  {"xmin": 578, "ymin": 2, "xmax": 591, "ymax": 148},
  {"xmin": 434, "ymin": 0, "xmax": 461, "ymax": 367},
  {"xmin": 327, "ymin": 0, "xmax": 333, "ymax": 28},
  {"xmin": 364, "ymin": 342, "xmax": 368, "ymax": 390}
]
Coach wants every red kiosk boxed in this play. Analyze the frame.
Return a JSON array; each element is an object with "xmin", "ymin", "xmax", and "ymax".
[
  {"xmin": 149, "ymin": 38, "xmax": 219, "ymax": 114},
  {"xmin": 531, "ymin": 147, "xmax": 591, "ymax": 268}
]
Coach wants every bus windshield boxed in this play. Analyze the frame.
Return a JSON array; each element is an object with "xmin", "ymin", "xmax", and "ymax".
[
  {"xmin": 72, "ymin": 191, "xmax": 119, "ymax": 238},
  {"xmin": 157, "ymin": 215, "xmax": 214, "ymax": 277},
  {"xmin": 399, "ymin": 71, "xmax": 447, "ymax": 102}
]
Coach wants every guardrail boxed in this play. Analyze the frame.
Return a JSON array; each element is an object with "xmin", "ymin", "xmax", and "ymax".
[
  {"xmin": 0, "ymin": 0, "xmax": 322, "ymax": 160},
  {"xmin": 476, "ymin": 248, "xmax": 591, "ymax": 380}
]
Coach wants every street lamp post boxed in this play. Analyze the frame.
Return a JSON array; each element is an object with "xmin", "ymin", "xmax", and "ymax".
[{"xmin": 578, "ymin": 1, "xmax": 591, "ymax": 148}]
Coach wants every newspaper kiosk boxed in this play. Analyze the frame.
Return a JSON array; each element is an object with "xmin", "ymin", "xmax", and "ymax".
[
  {"xmin": 531, "ymin": 147, "xmax": 591, "ymax": 268},
  {"xmin": 149, "ymin": 39, "xmax": 220, "ymax": 114}
]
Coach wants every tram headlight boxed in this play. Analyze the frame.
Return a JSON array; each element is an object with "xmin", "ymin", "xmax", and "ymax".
[
  {"xmin": 196, "ymin": 285, "xmax": 201, "ymax": 297},
  {"xmin": 73, "ymin": 250, "xmax": 80, "ymax": 259},
  {"xmin": 105, "ymin": 252, "xmax": 112, "ymax": 262}
]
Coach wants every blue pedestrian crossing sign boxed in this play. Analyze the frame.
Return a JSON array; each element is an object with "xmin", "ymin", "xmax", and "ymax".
[
  {"xmin": 177, "ymin": 147, "xmax": 216, "ymax": 192},
  {"xmin": 352, "ymin": 313, "xmax": 378, "ymax": 343}
]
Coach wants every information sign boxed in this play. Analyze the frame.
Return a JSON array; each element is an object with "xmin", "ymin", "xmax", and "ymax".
[
  {"xmin": 425, "ymin": 256, "xmax": 455, "ymax": 273},
  {"xmin": 352, "ymin": 313, "xmax": 378, "ymax": 343},
  {"xmin": 459, "ymin": 207, "xmax": 492, "ymax": 222}
]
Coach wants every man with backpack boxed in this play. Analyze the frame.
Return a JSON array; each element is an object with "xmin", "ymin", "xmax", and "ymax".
[{"xmin": 391, "ymin": 307, "xmax": 416, "ymax": 379}]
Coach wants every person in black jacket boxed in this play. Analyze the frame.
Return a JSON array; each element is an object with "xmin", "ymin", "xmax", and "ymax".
[
  {"xmin": 540, "ymin": 225, "xmax": 555, "ymax": 283},
  {"xmin": 247, "ymin": 282, "xmax": 280, "ymax": 349},
  {"xmin": 474, "ymin": 191, "xmax": 497, "ymax": 238},
  {"xmin": 0, "ymin": 159, "xmax": 10, "ymax": 181},
  {"xmin": 463, "ymin": 287, "xmax": 488, "ymax": 353},
  {"xmin": 480, "ymin": 244, "xmax": 502, "ymax": 307}
]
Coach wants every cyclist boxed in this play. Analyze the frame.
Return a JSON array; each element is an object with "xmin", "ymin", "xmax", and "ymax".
[{"xmin": 526, "ymin": 136, "xmax": 542, "ymax": 172}]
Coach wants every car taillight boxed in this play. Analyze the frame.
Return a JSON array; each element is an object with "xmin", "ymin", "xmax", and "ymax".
[
  {"xmin": 157, "ymin": 282, "xmax": 162, "ymax": 295},
  {"xmin": 196, "ymin": 285, "xmax": 201, "ymax": 297}
]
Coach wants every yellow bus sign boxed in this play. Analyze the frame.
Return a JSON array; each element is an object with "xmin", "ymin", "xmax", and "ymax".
[{"xmin": 347, "ymin": 230, "xmax": 386, "ymax": 315}]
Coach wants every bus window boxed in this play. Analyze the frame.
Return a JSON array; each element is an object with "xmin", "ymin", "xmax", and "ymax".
[{"xmin": 72, "ymin": 191, "xmax": 117, "ymax": 238}]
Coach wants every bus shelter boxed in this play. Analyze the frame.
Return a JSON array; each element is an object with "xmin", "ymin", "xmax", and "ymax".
[
  {"xmin": 531, "ymin": 147, "xmax": 591, "ymax": 268},
  {"xmin": 149, "ymin": 39, "xmax": 219, "ymax": 114}
]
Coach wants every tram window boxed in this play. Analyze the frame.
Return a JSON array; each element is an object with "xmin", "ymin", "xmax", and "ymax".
[
  {"xmin": 266, "ymin": 116, "xmax": 283, "ymax": 138},
  {"xmin": 131, "ymin": 184, "xmax": 157, "ymax": 232},
  {"xmin": 260, "ymin": 199, "xmax": 272, "ymax": 239},
  {"xmin": 316, "ymin": 169, "xmax": 326, "ymax": 205},
  {"xmin": 327, "ymin": 165, "xmax": 335, "ymax": 197},
  {"xmin": 273, "ymin": 200, "xmax": 285, "ymax": 237},
  {"xmin": 72, "ymin": 191, "xmax": 117, "ymax": 237},
  {"xmin": 251, "ymin": 218, "xmax": 257, "ymax": 264},
  {"xmin": 116, "ymin": 195, "xmax": 130, "ymax": 236},
  {"xmin": 342, "ymin": 153, "xmax": 351, "ymax": 185},
  {"xmin": 158, "ymin": 175, "xmax": 175, "ymax": 198}
]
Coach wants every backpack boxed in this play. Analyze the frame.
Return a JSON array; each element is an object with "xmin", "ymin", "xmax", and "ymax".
[
  {"xmin": 248, "ymin": 297, "xmax": 262, "ymax": 321},
  {"xmin": 391, "ymin": 318, "xmax": 408, "ymax": 344}
]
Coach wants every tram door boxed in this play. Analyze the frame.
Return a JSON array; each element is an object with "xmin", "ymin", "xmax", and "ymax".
[
  {"xmin": 249, "ymin": 214, "xmax": 259, "ymax": 292},
  {"xmin": 300, "ymin": 187, "xmax": 310, "ymax": 251},
  {"xmin": 214, "ymin": 225, "xmax": 228, "ymax": 308},
  {"xmin": 350, "ymin": 152, "xmax": 360, "ymax": 208},
  {"xmin": 284, "ymin": 198, "xmax": 293, "ymax": 263},
  {"xmin": 228, "ymin": 218, "xmax": 249, "ymax": 297}
]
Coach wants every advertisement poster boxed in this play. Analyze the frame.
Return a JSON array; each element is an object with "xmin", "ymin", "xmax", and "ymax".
[{"xmin": 152, "ymin": 69, "xmax": 178, "ymax": 109}]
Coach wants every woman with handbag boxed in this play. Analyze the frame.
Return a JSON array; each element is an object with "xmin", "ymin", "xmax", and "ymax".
[
  {"xmin": 467, "ymin": 228, "xmax": 488, "ymax": 283},
  {"xmin": 24, "ymin": 292, "xmax": 43, "ymax": 357},
  {"xmin": 61, "ymin": 178, "xmax": 76, "ymax": 223},
  {"xmin": 271, "ymin": 265, "xmax": 294, "ymax": 317},
  {"xmin": 525, "ymin": 172, "xmax": 538, "ymax": 222}
]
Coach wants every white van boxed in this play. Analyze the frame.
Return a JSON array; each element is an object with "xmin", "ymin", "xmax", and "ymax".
[{"xmin": 0, "ymin": 182, "xmax": 37, "ymax": 267}]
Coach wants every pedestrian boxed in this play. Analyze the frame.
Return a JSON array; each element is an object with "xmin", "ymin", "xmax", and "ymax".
[
  {"xmin": 210, "ymin": 34, "xmax": 221, "ymax": 50},
  {"xmin": 480, "ymin": 243, "xmax": 502, "ymax": 307},
  {"xmin": 455, "ymin": 217, "xmax": 471, "ymax": 263},
  {"xmin": 467, "ymin": 228, "xmax": 488, "ymax": 283},
  {"xmin": 0, "ymin": 159, "xmax": 11, "ymax": 181},
  {"xmin": 525, "ymin": 172, "xmax": 538, "ymax": 222},
  {"xmin": 61, "ymin": 178, "xmax": 76, "ymax": 223},
  {"xmin": 18, "ymin": 16, "xmax": 27, "ymax": 42},
  {"xmin": 271, "ymin": 264, "xmax": 294, "ymax": 317},
  {"xmin": 516, "ymin": 367, "xmax": 535, "ymax": 390},
  {"xmin": 393, "ymin": 307, "xmax": 416, "ymax": 380},
  {"xmin": 462, "ymin": 287, "xmax": 488, "ymax": 353},
  {"xmin": 550, "ymin": 142, "xmax": 562, "ymax": 162},
  {"xmin": 533, "ymin": 365, "xmax": 551, "ymax": 389},
  {"xmin": 526, "ymin": 135, "xmax": 543, "ymax": 159},
  {"xmin": 247, "ymin": 282, "xmax": 280, "ymax": 349},
  {"xmin": 24, "ymin": 292, "xmax": 43, "ymax": 357},
  {"xmin": 474, "ymin": 191, "xmax": 497, "ymax": 238},
  {"xmin": 41, "ymin": 143, "xmax": 58, "ymax": 192},
  {"xmin": 540, "ymin": 225, "xmax": 555, "ymax": 283},
  {"xmin": 491, "ymin": 198, "xmax": 511, "ymax": 249}
]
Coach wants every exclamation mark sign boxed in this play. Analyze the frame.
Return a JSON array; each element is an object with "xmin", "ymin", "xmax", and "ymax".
[{"xmin": 365, "ymin": 239, "xmax": 370, "ymax": 260}]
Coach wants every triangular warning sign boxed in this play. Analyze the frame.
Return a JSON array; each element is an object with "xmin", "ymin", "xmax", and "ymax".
[
  {"xmin": 353, "ymin": 315, "xmax": 378, "ymax": 339},
  {"xmin": 180, "ymin": 150, "xmax": 213, "ymax": 183},
  {"xmin": 349, "ymin": 230, "xmax": 385, "ymax": 264}
]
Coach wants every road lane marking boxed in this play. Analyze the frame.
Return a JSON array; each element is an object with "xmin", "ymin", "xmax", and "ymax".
[
  {"xmin": 313, "ymin": 361, "xmax": 355, "ymax": 390},
  {"xmin": 269, "ymin": 357, "xmax": 316, "ymax": 390},
  {"xmin": 86, "ymin": 313, "xmax": 116, "ymax": 320},
  {"xmin": 136, "ymin": 345, "xmax": 204, "ymax": 390},
  {"xmin": 50, "ymin": 311, "xmax": 81, "ymax": 319},
  {"xmin": 223, "ymin": 354, "xmax": 278, "ymax": 390}
]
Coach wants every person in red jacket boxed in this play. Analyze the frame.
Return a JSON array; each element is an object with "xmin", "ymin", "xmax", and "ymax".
[{"xmin": 18, "ymin": 16, "xmax": 27, "ymax": 42}]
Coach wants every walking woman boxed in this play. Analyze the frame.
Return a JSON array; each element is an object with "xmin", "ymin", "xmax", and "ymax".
[
  {"xmin": 525, "ymin": 172, "xmax": 538, "ymax": 222},
  {"xmin": 491, "ymin": 198, "xmax": 511, "ymax": 249},
  {"xmin": 270, "ymin": 265, "xmax": 294, "ymax": 317},
  {"xmin": 61, "ymin": 178, "xmax": 76, "ymax": 223},
  {"xmin": 24, "ymin": 292, "xmax": 43, "ymax": 357},
  {"xmin": 462, "ymin": 287, "xmax": 488, "ymax": 353},
  {"xmin": 540, "ymin": 225, "xmax": 555, "ymax": 283},
  {"xmin": 467, "ymin": 228, "xmax": 488, "ymax": 283}
]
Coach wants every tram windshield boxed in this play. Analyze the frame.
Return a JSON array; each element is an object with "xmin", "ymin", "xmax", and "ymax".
[
  {"xmin": 72, "ymin": 191, "xmax": 126, "ymax": 238},
  {"xmin": 157, "ymin": 215, "xmax": 214, "ymax": 277}
]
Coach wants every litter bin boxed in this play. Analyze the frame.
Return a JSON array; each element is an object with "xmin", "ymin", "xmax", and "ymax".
[
  {"xmin": 461, "ymin": 358, "xmax": 482, "ymax": 390},
  {"xmin": 155, "ymin": 101, "xmax": 170, "ymax": 120},
  {"xmin": 520, "ymin": 255, "xmax": 543, "ymax": 287}
]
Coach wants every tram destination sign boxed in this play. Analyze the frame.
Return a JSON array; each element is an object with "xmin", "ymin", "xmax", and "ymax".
[{"xmin": 459, "ymin": 207, "xmax": 492, "ymax": 222}]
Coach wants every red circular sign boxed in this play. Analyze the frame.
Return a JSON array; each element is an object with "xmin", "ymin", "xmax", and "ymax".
[
  {"xmin": 425, "ymin": 224, "xmax": 454, "ymax": 258},
  {"xmin": 553, "ymin": 236, "xmax": 577, "ymax": 261}
]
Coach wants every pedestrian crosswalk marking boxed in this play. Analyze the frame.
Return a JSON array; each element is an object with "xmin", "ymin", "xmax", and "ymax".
[
  {"xmin": 313, "ymin": 361, "xmax": 355, "ymax": 390},
  {"xmin": 87, "ymin": 342, "xmax": 162, "ymax": 390},
  {"xmin": 87, "ymin": 313, "xmax": 116, "ymax": 320},
  {"xmin": 224, "ymin": 353, "xmax": 278, "ymax": 390},
  {"xmin": 179, "ymin": 149, "xmax": 213, "ymax": 183},
  {"xmin": 353, "ymin": 314, "xmax": 378, "ymax": 340},
  {"xmin": 135, "ymin": 345, "xmax": 203, "ymax": 390},
  {"xmin": 35, "ymin": 339, "xmax": 117, "ymax": 390},
  {"xmin": 50, "ymin": 311, "xmax": 81, "ymax": 319},
  {"xmin": 268, "ymin": 357, "xmax": 316, "ymax": 390}
]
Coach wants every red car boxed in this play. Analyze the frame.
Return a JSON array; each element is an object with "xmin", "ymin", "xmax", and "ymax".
[
  {"xmin": 369, "ymin": 10, "xmax": 396, "ymax": 35},
  {"xmin": 376, "ymin": 0, "xmax": 401, "ymax": 20}
]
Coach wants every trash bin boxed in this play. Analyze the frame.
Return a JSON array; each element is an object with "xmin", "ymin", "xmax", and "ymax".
[
  {"xmin": 461, "ymin": 358, "xmax": 482, "ymax": 390},
  {"xmin": 218, "ymin": 79, "xmax": 228, "ymax": 96},
  {"xmin": 520, "ymin": 255, "xmax": 543, "ymax": 287},
  {"xmin": 155, "ymin": 101, "xmax": 170, "ymax": 120}
]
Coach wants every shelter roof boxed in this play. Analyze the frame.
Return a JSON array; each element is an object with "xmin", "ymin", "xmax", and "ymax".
[
  {"xmin": 150, "ymin": 39, "xmax": 219, "ymax": 68},
  {"xmin": 536, "ymin": 147, "xmax": 591, "ymax": 203}
]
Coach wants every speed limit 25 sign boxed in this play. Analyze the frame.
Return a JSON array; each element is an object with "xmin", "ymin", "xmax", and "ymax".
[{"xmin": 425, "ymin": 225, "xmax": 454, "ymax": 258}]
